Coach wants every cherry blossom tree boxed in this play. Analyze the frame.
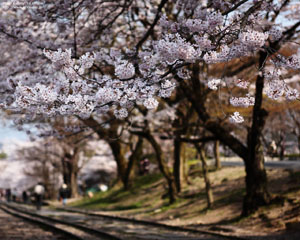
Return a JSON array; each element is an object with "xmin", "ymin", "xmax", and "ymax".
[{"xmin": 1, "ymin": 0, "xmax": 300, "ymax": 215}]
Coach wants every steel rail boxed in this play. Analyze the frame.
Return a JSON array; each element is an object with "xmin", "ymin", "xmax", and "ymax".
[
  {"xmin": 3, "ymin": 203, "xmax": 122, "ymax": 240},
  {"xmin": 55, "ymin": 206, "xmax": 249, "ymax": 240},
  {"xmin": 0, "ymin": 204, "xmax": 82, "ymax": 240}
]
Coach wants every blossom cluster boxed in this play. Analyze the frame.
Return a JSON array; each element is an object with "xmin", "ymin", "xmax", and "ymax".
[
  {"xmin": 207, "ymin": 79, "xmax": 222, "ymax": 90},
  {"xmin": 3, "ymin": 0, "xmax": 300, "ymax": 127},
  {"xmin": 154, "ymin": 33, "xmax": 199, "ymax": 64},
  {"xmin": 13, "ymin": 48, "xmax": 178, "ymax": 119},
  {"xmin": 264, "ymin": 69, "xmax": 299, "ymax": 101},
  {"xmin": 230, "ymin": 94, "xmax": 255, "ymax": 108},
  {"xmin": 235, "ymin": 79, "xmax": 249, "ymax": 89},
  {"xmin": 229, "ymin": 112, "xmax": 244, "ymax": 123}
]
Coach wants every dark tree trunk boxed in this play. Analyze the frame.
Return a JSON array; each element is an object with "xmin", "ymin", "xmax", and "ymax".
[
  {"xmin": 70, "ymin": 152, "xmax": 79, "ymax": 198},
  {"xmin": 180, "ymin": 57, "xmax": 271, "ymax": 216},
  {"xmin": 278, "ymin": 134, "xmax": 285, "ymax": 161},
  {"xmin": 124, "ymin": 137, "xmax": 144, "ymax": 190},
  {"xmin": 70, "ymin": 170, "xmax": 79, "ymax": 198},
  {"xmin": 148, "ymin": 133, "xmax": 177, "ymax": 203},
  {"xmin": 41, "ymin": 160, "xmax": 51, "ymax": 199},
  {"xmin": 297, "ymin": 136, "xmax": 300, "ymax": 155},
  {"xmin": 134, "ymin": 130, "xmax": 177, "ymax": 203},
  {"xmin": 195, "ymin": 143, "xmax": 214, "ymax": 209},
  {"xmin": 243, "ymin": 50, "xmax": 271, "ymax": 216},
  {"xmin": 279, "ymin": 145, "xmax": 285, "ymax": 161},
  {"xmin": 173, "ymin": 138, "xmax": 185, "ymax": 192},
  {"xmin": 62, "ymin": 149, "xmax": 80, "ymax": 198},
  {"xmin": 243, "ymin": 141, "xmax": 269, "ymax": 216},
  {"xmin": 214, "ymin": 140, "xmax": 221, "ymax": 169},
  {"xmin": 81, "ymin": 117, "xmax": 129, "ymax": 189},
  {"xmin": 62, "ymin": 156, "xmax": 72, "ymax": 188},
  {"xmin": 109, "ymin": 140, "xmax": 127, "ymax": 186}
]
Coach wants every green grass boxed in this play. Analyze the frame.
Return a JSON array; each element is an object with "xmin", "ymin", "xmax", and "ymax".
[
  {"xmin": 188, "ymin": 159, "xmax": 200, "ymax": 166},
  {"xmin": 112, "ymin": 201, "xmax": 144, "ymax": 210},
  {"xmin": 159, "ymin": 198, "xmax": 187, "ymax": 212},
  {"xmin": 71, "ymin": 173, "xmax": 163, "ymax": 210},
  {"xmin": 133, "ymin": 172, "xmax": 163, "ymax": 189}
]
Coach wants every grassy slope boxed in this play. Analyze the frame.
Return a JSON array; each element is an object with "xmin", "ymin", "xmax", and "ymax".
[{"xmin": 70, "ymin": 166, "xmax": 300, "ymax": 237}]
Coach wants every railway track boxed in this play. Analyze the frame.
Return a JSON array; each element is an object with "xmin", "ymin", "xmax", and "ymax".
[
  {"xmin": 3, "ymin": 202, "xmax": 249, "ymax": 240},
  {"xmin": 56, "ymin": 207, "xmax": 248, "ymax": 240},
  {"xmin": 1, "ymin": 203, "xmax": 121, "ymax": 240},
  {"xmin": 54, "ymin": 206, "xmax": 249, "ymax": 240},
  {"xmin": 0, "ymin": 205, "xmax": 69, "ymax": 240}
]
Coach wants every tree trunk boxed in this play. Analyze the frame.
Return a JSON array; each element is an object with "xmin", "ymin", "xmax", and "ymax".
[
  {"xmin": 41, "ymin": 160, "xmax": 51, "ymax": 199},
  {"xmin": 141, "ymin": 131, "xmax": 177, "ymax": 203},
  {"xmin": 243, "ymin": 139, "xmax": 270, "ymax": 216},
  {"xmin": 62, "ymin": 151, "xmax": 80, "ymax": 198},
  {"xmin": 109, "ymin": 140, "xmax": 128, "ymax": 186},
  {"xmin": 81, "ymin": 117, "xmax": 129, "ymax": 189},
  {"xmin": 173, "ymin": 138, "xmax": 185, "ymax": 192},
  {"xmin": 196, "ymin": 144, "xmax": 214, "ymax": 209},
  {"xmin": 70, "ymin": 170, "xmax": 79, "ymax": 198},
  {"xmin": 279, "ymin": 134, "xmax": 285, "ymax": 160},
  {"xmin": 180, "ymin": 57, "xmax": 271, "ymax": 216},
  {"xmin": 297, "ymin": 136, "xmax": 300, "ymax": 154},
  {"xmin": 214, "ymin": 140, "xmax": 221, "ymax": 169},
  {"xmin": 62, "ymin": 156, "xmax": 71, "ymax": 188},
  {"xmin": 279, "ymin": 145, "xmax": 285, "ymax": 161},
  {"xmin": 124, "ymin": 137, "xmax": 144, "ymax": 190},
  {"xmin": 243, "ymin": 50, "xmax": 271, "ymax": 216}
]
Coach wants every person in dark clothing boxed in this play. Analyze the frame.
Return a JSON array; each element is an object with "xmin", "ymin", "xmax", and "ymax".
[
  {"xmin": 59, "ymin": 184, "xmax": 69, "ymax": 206},
  {"xmin": 22, "ymin": 191, "xmax": 28, "ymax": 204},
  {"xmin": 34, "ymin": 183, "xmax": 45, "ymax": 210},
  {"xmin": 139, "ymin": 159, "xmax": 150, "ymax": 175},
  {"xmin": 142, "ymin": 159, "xmax": 150, "ymax": 174},
  {"xmin": 5, "ymin": 189, "xmax": 11, "ymax": 202}
]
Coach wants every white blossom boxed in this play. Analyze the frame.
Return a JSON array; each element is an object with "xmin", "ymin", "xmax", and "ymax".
[
  {"xmin": 230, "ymin": 94, "xmax": 255, "ymax": 107},
  {"xmin": 207, "ymin": 79, "xmax": 221, "ymax": 90},
  {"xmin": 268, "ymin": 27, "xmax": 282, "ymax": 42},
  {"xmin": 266, "ymin": 80, "xmax": 285, "ymax": 100},
  {"xmin": 238, "ymin": 30, "xmax": 269, "ymax": 50},
  {"xmin": 229, "ymin": 112, "xmax": 244, "ymax": 123},
  {"xmin": 143, "ymin": 97, "xmax": 159, "ymax": 109},
  {"xmin": 285, "ymin": 88, "xmax": 299, "ymax": 101},
  {"xmin": 235, "ymin": 79, "xmax": 249, "ymax": 89},
  {"xmin": 114, "ymin": 108, "xmax": 128, "ymax": 119},
  {"xmin": 115, "ymin": 60, "xmax": 135, "ymax": 79}
]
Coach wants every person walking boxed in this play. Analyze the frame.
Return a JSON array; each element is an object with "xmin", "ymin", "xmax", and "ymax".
[
  {"xmin": 5, "ymin": 189, "xmax": 11, "ymax": 202},
  {"xmin": 22, "ymin": 191, "xmax": 28, "ymax": 204},
  {"xmin": 59, "ymin": 183, "xmax": 69, "ymax": 206},
  {"xmin": 34, "ymin": 183, "xmax": 45, "ymax": 210}
]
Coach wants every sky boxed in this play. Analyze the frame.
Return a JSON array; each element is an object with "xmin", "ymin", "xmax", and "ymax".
[
  {"xmin": 0, "ymin": 120, "xmax": 28, "ymax": 149},
  {"xmin": 0, "ymin": 119, "xmax": 33, "ymax": 190}
]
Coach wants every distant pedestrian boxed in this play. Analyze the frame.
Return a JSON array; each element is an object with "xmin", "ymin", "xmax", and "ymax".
[
  {"xmin": 22, "ymin": 191, "xmax": 28, "ymax": 204},
  {"xmin": 12, "ymin": 188, "xmax": 17, "ymax": 202},
  {"xmin": 270, "ymin": 140, "xmax": 277, "ymax": 157},
  {"xmin": 34, "ymin": 183, "xmax": 45, "ymax": 210},
  {"xmin": 0, "ymin": 189, "xmax": 3, "ymax": 201},
  {"xmin": 143, "ymin": 159, "xmax": 150, "ymax": 174},
  {"xmin": 139, "ymin": 158, "xmax": 150, "ymax": 175},
  {"xmin": 5, "ymin": 189, "xmax": 11, "ymax": 202},
  {"xmin": 59, "ymin": 183, "xmax": 69, "ymax": 206}
]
